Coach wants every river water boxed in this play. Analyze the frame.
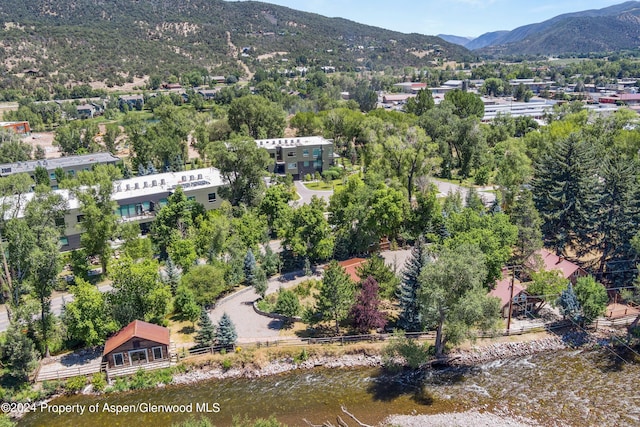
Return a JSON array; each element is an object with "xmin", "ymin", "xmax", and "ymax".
[{"xmin": 18, "ymin": 348, "xmax": 640, "ymax": 427}]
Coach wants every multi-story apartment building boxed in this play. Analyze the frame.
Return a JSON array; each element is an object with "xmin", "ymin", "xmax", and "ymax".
[
  {"xmin": 255, "ymin": 136, "xmax": 335, "ymax": 180},
  {"xmin": 0, "ymin": 153, "xmax": 121, "ymax": 189},
  {"xmin": 2, "ymin": 167, "xmax": 226, "ymax": 251}
]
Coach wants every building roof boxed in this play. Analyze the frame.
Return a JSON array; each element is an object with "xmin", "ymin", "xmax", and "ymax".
[
  {"xmin": 254, "ymin": 136, "xmax": 333, "ymax": 150},
  {"xmin": 383, "ymin": 94, "xmax": 416, "ymax": 102},
  {"xmin": 338, "ymin": 258, "xmax": 367, "ymax": 283},
  {"xmin": 103, "ymin": 320, "xmax": 170, "ymax": 355},
  {"xmin": 527, "ymin": 249, "xmax": 583, "ymax": 279},
  {"xmin": 111, "ymin": 167, "xmax": 226, "ymax": 201},
  {"xmin": 0, "ymin": 152, "xmax": 120, "ymax": 176},
  {"xmin": 489, "ymin": 270, "xmax": 525, "ymax": 308},
  {"xmin": 0, "ymin": 166, "xmax": 227, "ymax": 219}
]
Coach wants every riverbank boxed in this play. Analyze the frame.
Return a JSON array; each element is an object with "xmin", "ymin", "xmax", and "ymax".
[{"xmin": 172, "ymin": 330, "xmax": 589, "ymax": 384}]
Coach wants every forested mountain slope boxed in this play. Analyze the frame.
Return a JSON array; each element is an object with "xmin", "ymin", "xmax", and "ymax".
[{"xmin": 0, "ymin": 0, "xmax": 470, "ymax": 87}]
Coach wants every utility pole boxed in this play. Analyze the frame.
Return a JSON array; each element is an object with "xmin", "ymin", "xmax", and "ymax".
[{"xmin": 506, "ymin": 265, "xmax": 516, "ymax": 334}]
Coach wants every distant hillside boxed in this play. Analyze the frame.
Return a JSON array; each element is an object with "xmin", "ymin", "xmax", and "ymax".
[
  {"xmin": 472, "ymin": 1, "xmax": 640, "ymax": 55},
  {"xmin": 464, "ymin": 31, "xmax": 509, "ymax": 50},
  {"xmin": 0, "ymin": 0, "xmax": 471, "ymax": 88},
  {"xmin": 437, "ymin": 34, "xmax": 473, "ymax": 47}
]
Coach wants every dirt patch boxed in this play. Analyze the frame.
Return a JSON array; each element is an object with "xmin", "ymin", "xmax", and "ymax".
[
  {"xmin": 88, "ymin": 75, "xmax": 148, "ymax": 92},
  {"xmin": 409, "ymin": 49, "xmax": 433, "ymax": 58},
  {"xmin": 256, "ymin": 51, "xmax": 289, "ymax": 61},
  {"xmin": 25, "ymin": 132, "xmax": 61, "ymax": 158}
]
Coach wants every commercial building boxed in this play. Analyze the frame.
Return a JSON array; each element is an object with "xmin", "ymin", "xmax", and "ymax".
[
  {"xmin": 255, "ymin": 136, "xmax": 335, "ymax": 180},
  {"xmin": 0, "ymin": 152, "xmax": 121, "ymax": 189}
]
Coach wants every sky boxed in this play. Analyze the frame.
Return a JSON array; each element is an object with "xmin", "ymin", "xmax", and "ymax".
[{"xmin": 229, "ymin": 0, "xmax": 628, "ymax": 38}]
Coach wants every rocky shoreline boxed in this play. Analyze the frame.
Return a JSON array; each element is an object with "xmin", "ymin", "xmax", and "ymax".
[{"xmin": 172, "ymin": 332, "xmax": 594, "ymax": 385}]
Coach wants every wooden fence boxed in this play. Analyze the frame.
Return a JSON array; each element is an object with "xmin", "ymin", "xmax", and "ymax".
[{"xmin": 177, "ymin": 321, "xmax": 571, "ymax": 361}]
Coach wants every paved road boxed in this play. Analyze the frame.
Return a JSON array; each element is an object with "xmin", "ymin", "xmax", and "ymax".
[
  {"xmin": 430, "ymin": 178, "xmax": 497, "ymax": 206},
  {"xmin": 208, "ymin": 270, "xmax": 315, "ymax": 343},
  {"xmin": 0, "ymin": 283, "xmax": 113, "ymax": 332},
  {"xmin": 292, "ymin": 181, "xmax": 334, "ymax": 206}
]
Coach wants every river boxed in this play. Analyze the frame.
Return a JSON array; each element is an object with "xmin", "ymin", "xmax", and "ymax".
[{"xmin": 18, "ymin": 348, "xmax": 640, "ymax": 427}]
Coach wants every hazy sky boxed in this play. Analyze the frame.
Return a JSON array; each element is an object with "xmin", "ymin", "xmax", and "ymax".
[{"xmin": 229, "ymin": 0, "xmax": 627, "ymax": 37}]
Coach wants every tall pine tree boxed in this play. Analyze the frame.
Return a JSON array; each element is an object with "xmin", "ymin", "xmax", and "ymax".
[
  {"xmin": 592, "ymin": 154, "xmax": 640, "ymax": 286},
  {"xmin": 510, "ymin": 189, "xmax": 543, "ymax": 266},
  {"xmin": 195, "ymin": 308, "xmax": 215, "ymax": 348},
  {"xmin": 398, "ymin": 237, "xmax": 429, "ymax": 331},
  {"xmin": 243, "ymin": 249, "xmax": 256, "ymax": 285},
  {"xmin": 532, "ymin": 134, "xmax": 599, "ymax": 256},
  {"xmin": 216, "ymin": 313, "xmax": 237, "ymax": 347}
]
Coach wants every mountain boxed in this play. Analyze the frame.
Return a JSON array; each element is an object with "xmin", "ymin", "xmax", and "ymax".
[
  {"xmin": 472, "ymin": 1, "xmax": 640, "ymax": 55},
  {"xmin": 464, "ymin": 31, "xmax": 509, "ymax": 50},
  {"xmin": 437, "ymin": 34, "xmax": 474, "ymax": 47},
  {"xmin": 0, "ymin": 0, "xmax": 471, "ymax": 88}
]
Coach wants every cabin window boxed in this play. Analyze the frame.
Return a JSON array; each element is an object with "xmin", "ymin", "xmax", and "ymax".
[
  {"xmin": 152, "ymin": 346, "xmax": 163, "ymax": 360},
  {"xmin": 113, "ymin": 353, "xmax": 124, "ymax": 366}
]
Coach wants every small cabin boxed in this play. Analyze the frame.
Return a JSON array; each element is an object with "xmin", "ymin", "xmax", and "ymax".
[{"xmin": 103, "ymin": 320, "xmax": 170, "ymax": 369}]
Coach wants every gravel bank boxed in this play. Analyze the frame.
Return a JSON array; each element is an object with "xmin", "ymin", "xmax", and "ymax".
[{"xmin": 385, "ymin": 410, "xmax": 540, "ymax": 427}]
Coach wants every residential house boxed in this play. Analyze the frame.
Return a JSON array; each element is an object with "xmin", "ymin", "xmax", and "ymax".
[
  {"xmin": 526, "ymin": 249, "xmax": 588, "ymax": 284},
  {"xmin": 489, "ymin": 270, "xmax": 539, "ymax": 318},
  {"xmin": 338, "ymin": 258, "xmax": 367, "ymax": 283},
  {"xmin": 103, "ymin": 320, "xmax": 170, "ymax": 369},
  {"xmin": 76, "ymin": 104, "xmax": 96, "ymax": 119},
  {"xmin": 0, "ymin": 121, "xmax": 30, "ymax": 135},
  {"xmin": 255, "ymin": 136, "xmax": 335, "ymax": 180},
  {"xmin": 119, "ymin": 94, "xmax": 144, "ymax": 111}
]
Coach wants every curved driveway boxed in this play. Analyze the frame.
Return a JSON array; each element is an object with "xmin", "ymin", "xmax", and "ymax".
[{"xmin": 208, "ymin": 249, "xmax": 412, "ymax": 343}]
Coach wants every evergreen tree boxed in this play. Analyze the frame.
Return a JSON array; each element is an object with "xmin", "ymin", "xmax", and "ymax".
[
  {"xmin": 253, "ymin": 265, "xmax": 268, "ymax": 298},
  {"xmin": 243, "ymin": 249, "xmax": 257, "ymax": 286},
  {"xmin": 350, "ymin": 276, "xmax": 387, "ymax": 333},
  {"xmin": 316, "ymin": 260, "xmax": 355, "ymax": 334},
  {"xmin": 261, "ymin": 245, "xmax": 280, "ymax": 277},
  {"xmin": 557, "ymin": 282, "xmax": 581, "ymax": 322},
  {"xmin": 195, "ymin": 308, "xmax": 215, "ymax": 348},
  {"xmin": 3, "ymin": 323, "xmax": 38, "ymax": 380},
  {"xmin": 510, "ymin": 189, "xmax": 543, "ymax": 265},
  {"xmin": 137, "ymin": 163, "xmax": 147, "ymax": 176},
  {"xmin": 592, "ymin": 154, "xmax": 640, "ymax": 286},
  {"xmin": 465, "ymin": 187, "xmax": 485, "ymax": 213},
  {"xmin": 356, "ymin": 254, "xmax": 400, "ymax": 300},
  {"xmin": 163, "ymin": 256, "xmax": 182, "ymax": 294},
  {"xmin": 274, "ymin": 288, "xmax": 301, "ymax": 322},
  {"xmin": 398, "ymin": 237, "xmax": 429, "ymax": 331},
  {"xmin": 303, "ymin": 257, "xmax": 312, "ymax": 276},
  {"xmin": 216, "ymin": 312, "xmax": 237, "ymax": 347},
  {"xmin": 532, "ymin": 134, "xmax": 599, "ymax": 256},
  {"xmin": 146, "ymin": 161, "xmax": 157, "ymax": 175}
]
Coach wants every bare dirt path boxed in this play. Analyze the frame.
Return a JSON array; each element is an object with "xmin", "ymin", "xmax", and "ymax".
[{"xmin": 226, "ymin": 31, "xmax": 253, "ymax": 80}]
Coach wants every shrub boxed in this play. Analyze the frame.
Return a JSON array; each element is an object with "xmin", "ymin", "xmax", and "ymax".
[
  {"xmin": 65, "ymin": 376, "xmax": 87, "ymax": 394},
  {"xmin": 221, "ymin": 358, "xmax": 232, "ymax": 371},
  {"xmin": 91, "ymin": 373, "xmax": 107, "ymax": 392},
  {"xmin": 42, "ymin": 380, "xmax": 64, "ymax": 396}
]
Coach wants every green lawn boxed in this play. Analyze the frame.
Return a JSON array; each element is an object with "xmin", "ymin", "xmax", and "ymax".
[{"xmin": 303, "ymin": 179, "xmax": 344, "ymax": 191}]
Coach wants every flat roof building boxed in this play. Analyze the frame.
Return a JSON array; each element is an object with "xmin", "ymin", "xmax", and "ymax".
[
  {"xmin": 1, "ymin": 166, "xmax": 227, "ymax": 251},
  {"xmin": 255, "ymin": 136, "xmax": 335, "ymax": 180},
  {"xmin": 0, "ymin": 152, "xmax": 121, "ymax": 188}
]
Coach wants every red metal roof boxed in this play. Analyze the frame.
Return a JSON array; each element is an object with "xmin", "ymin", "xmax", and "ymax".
[
  {"xmin": 489, "ymin": 271, "xmax": 525, "ymax": 308},
  {"xmin": 528, "ymin": 249, "xmax": 583, "ymax": 279},
  {"xmin": 103, "ymin": 320, "xmax": 170, "ymax": 355},
  {"xmin": 338, "ymin": 258, "xmax": 367, "ymax": 283}
]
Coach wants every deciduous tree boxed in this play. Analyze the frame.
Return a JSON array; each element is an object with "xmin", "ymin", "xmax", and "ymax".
[
  {"xmin": 350, "ymin": 276, "xmax": 386, "ymax": 333},
  {"xmin": 419, "ymin": 244, "xmax": 500, "ymax": 357}
]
